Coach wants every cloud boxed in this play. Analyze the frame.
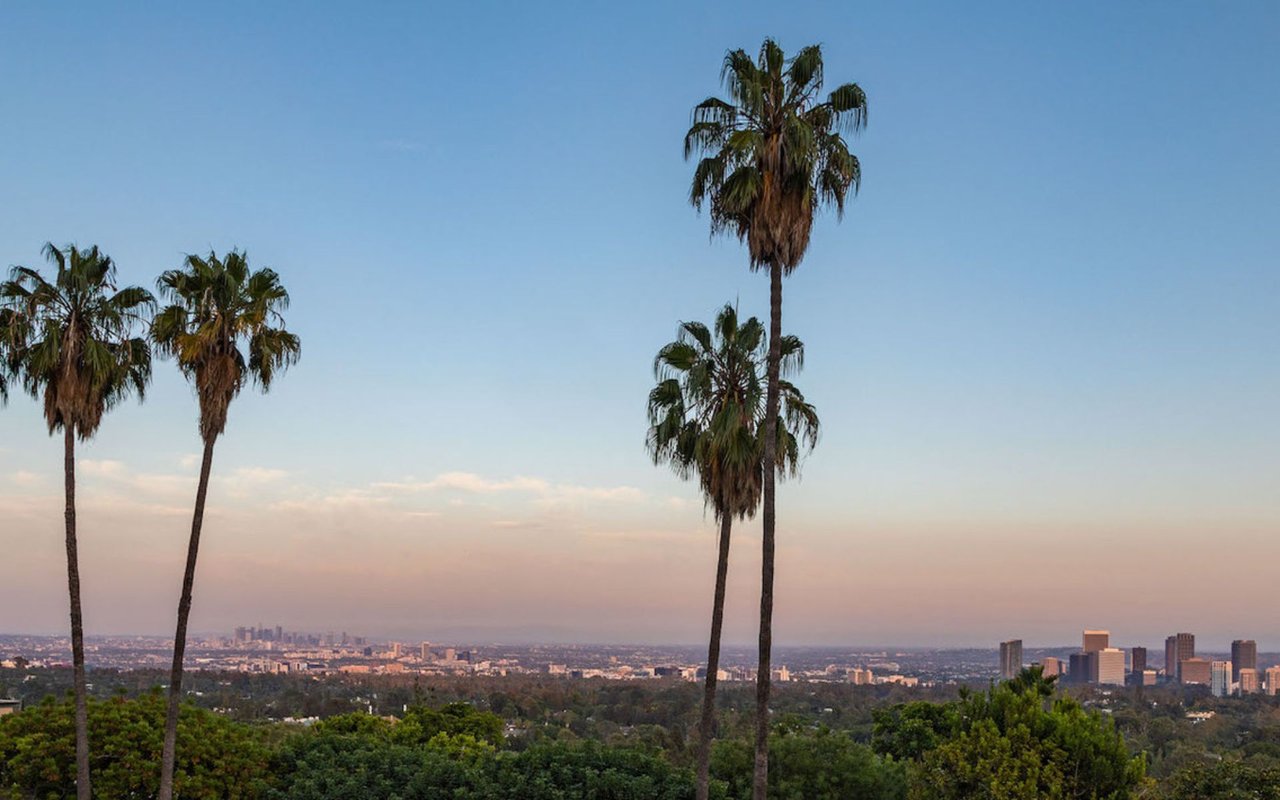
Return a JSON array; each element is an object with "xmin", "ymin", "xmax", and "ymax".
[
  {"xmin": 375, "ymin": 472, "xmax": 547, "ymax": 494},
  {"xmin": 492, "ymin": 519, "xmax": 544, "ymax": 530},
  {"xmin": 231, "ymin": 467, "xmax": 288, "ymax": 482},
  {"xmin": 374, "ymin": 472, "xmax": 644, "ymax": 504},
  {"xmin": 9, "ymin": 470, "xmax": 45, "ymax": 488},
  {"xmin": 80, "ymin": 459, "xmax": 127, "ymax": 478}
]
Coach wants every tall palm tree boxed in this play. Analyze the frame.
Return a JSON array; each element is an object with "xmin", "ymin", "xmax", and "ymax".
[
  {"xmin": 0, "ymin": 243, "xmax": 154, "ymax": 800},
  {"xmin": 647, "ymin": 303, "xmax": 818, "ymax": 800},
  {"xmin": 685, "ymin": 39, "xmax": 865, "ymax": 798},
  {"xmin": 151, "ymin": 249, "xmax": 299, "ymax": 800}
]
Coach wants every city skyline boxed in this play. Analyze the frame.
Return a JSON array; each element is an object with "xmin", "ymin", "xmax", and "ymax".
[{"xmin": 2, "ymin": 3, "xmax": 1278, "ymax": 646}]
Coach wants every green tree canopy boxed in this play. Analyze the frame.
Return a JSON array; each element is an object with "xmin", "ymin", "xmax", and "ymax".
[{"xmin": 0, "ymin": 694, "xmax": 269, "ymax": 799}]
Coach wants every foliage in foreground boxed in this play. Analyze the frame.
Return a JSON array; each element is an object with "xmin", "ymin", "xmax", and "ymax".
[
  {"xmin": 6, "ymin": 673, "xmax": 1277, "ymax": 799},
  {"xmin": 874, "ymin": 667, "xmax": 1147, "ymax": 800},
  {"xmin": 0, "ymin": 692, "xmax": 269, "ymax": 799}
]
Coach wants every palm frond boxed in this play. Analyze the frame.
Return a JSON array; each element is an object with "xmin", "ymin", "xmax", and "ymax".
[
  {"xmin": 686, "ymin": 39, "xmax": 867, "ymax": 270},
  {"xmin": 646, "ymin": 304, "xmax": 819, "ymax": 519},
  {"xmin": 0, "ymin": 244, "xmax": 152, "ymax": 436},
  {"xmin": 151, "ymin": 249, "xmax": 299, "ymax": 440}
]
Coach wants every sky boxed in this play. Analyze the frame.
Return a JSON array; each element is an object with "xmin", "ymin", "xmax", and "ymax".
[{"xmin": 0, "ymin": 2, "xmax": 1277, "ymax": 650}]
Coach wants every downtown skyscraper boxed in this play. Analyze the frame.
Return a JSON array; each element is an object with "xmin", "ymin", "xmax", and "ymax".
[
  {"xmin": 1164, "ymin": 633, "xmax": 1195, "ymax": 682},
  {"xmin": 1000, "ymin": 639, "xmax": 1023, "ymax": 680},
  {"xmin": 1231, "ymin": 640, "xmax": 1257, "ymax": 683}
]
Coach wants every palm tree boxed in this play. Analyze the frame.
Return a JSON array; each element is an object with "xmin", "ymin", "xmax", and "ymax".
[
  {"xmin": 0, "ymin": 308, "xmax": 17, "ymax": 400},
  {"xmin": 151, "ymin": 249, "xmax": 299, "ymax": 800},
  {"xmin": 1007, "ymin": 664, "xmax": 1058, "ymax": 699},
  {"xmin": 647, "ymin": 303, "xmax": 818, "ymax": 800},
  {"xmin": 0, "ymin": 243, "xmax": 154, "ymax": 800},
  {"xmin": 685, "ymin": 39, "xmax": 866, "ymax": 798}
]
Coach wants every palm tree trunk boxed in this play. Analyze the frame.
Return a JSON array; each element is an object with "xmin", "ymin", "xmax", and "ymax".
[
  {"xmin": 695, "ymin": 512, "xmax": 733, "ymax": 800},
  {"xmin": 158, "ymin": 435, "xmax": 216, "ymax": 800},
  {"xmin": 63, "ymin": 424, "xmax": 92, "ymax": 800},
  {"xmin": 753, "ymin": 261, "xmax": 783, "ymax": 800}
]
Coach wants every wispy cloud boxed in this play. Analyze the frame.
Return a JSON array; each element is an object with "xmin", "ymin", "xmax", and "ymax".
[
  {"xmin": 80, "ymin": 459, "xmax": 128, "ymax": 478},
  {"xmin": 9, "ymin": 470, "xmax": 45, "ymax": 488},
  {"xmin": 374, "ymin": 471, "xmax": 645, "ymax": 504}
]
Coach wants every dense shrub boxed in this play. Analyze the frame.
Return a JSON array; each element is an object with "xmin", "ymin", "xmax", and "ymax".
[{"xmin": 0, "ymin": 693, "xmax": 269, "ymax": 799}]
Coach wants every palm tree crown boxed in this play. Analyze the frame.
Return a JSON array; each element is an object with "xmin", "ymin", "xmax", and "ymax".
[
  {"xmin": 0, "ymin": 243, "xmax": 154, "ymax": 435},
  {"xmin": 647, "ymin": 303, "xmax": 819, "ymax": 520},
  {"xmin": 151, "ymin": 250, "xmax": 300, "ymax": 441},
  {"xmin": 685, "ymin": 39, "xmax": 866, "ymax": 273}
]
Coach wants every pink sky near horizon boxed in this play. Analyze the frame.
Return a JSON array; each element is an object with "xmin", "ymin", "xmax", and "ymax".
[{"xmin": 3, "ymin": 444, "xmax": 1275, "ymax": 652}]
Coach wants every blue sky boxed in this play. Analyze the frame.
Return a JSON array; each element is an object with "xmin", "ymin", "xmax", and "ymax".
[{"xmin": 1, "ymin": 2, "xmax": 1277, "ymax": 648}]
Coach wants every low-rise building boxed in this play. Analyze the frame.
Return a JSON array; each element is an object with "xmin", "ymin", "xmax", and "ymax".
[{"xmin": 1180, "ymin": 658, "xmax": 1211, "ymax": 686}]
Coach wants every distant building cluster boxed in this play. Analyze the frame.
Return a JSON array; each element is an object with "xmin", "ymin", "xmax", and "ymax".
[
  {"xmin": 233, "ymin": 625, "xmax": 368, "ymax": 649},
  {"xmin": 1000, "ymin": 630, "xmax": 1273, "ymax": 697}
]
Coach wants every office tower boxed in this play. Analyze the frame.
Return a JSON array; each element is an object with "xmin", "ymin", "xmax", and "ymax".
[
  {"xmin": 999, "ymin": 639, "xmax": 1023, "ymax": 679},
  {"xmin": 1180, "ymin": 657, "xmax": 1211, "ymax": 685},
  {"xmin": 1068, "ymin": 652, "xmax": 1092, "ymax": 685},
  {"xmin": 1211, "ymin": 661, "xmax": 1232, "ymax": 697},
  {"xmin": 1131, "ymin": 647, "xmax": 1147, "ymax": 678},
  {"xmin": 1083, "ymin": 630, "xmax": 1110, "ymax": 653},
  {"xmin": 391, "ymin": 642, "xmax": 402, "ymax": 658},
  {"xmin": 1165, "ymin": 633, "xmax": 1195, "ymax": 682},
  {"xmin": 1040, "ymin": 657, "xmax": 1064, "ymax": 678},
  {"xmin": 1097, "ymin": 648, "xmax": 1126, "ymax": 686},
  {"xmin": 1238, "ymin": 668, "xmax": 1260, "ymax": 694},
  {"xmin": 1266, "ymin": 666, "xmax": 1280, "ymax": 696},
  {"xmin": 1231, "ymin": 640, "xmax": 1257, "ymax": 683},
  {"xmin": 420, "ymin": 642, "xmax": 433, "ymax": 661}
]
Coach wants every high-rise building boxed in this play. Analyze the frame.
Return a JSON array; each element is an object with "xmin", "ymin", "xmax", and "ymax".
[
  {"xmin": 1131, "ymin": 647, "xmax": 1147, "ymax": 678},
  {"xmin": 1238, "ymin": 668, "xmax": 1260, "ymax": 695},
  {"xmin": 1068, "ymin": 652, "xmax": 1092, "ymax": 685},
  {"xmin": 1211, "ymin": 661, "xmax": 1233, "ymax": 697},
  {"xmin": 1180, "ymin": 657, "xmax": 1211, "ymax": 686},
  {"xmin": 1266, "ymin": 666, "xmax": 1280, "ymax": 696},
  {"xmin": 1040, "ymin": 657, "xmax": 1064, "ymax": 678},
  {"xmin": 1097, "ymin": 648, "xmax": 1126, "ymax": 686},
  {"xmin": 1083, "ymin": 630, "xmax": 1110, "ymax": 653},
  {"xmin": 999, "ymin": 640, "xmax": 1023, "ymax": 680},
  {"xmin": 1165, "ymin": 633, "xmax": 1195, "ymax": 682},
  {"xmin": 1231, "ymin": 640, "xmax": 1257, "ymax": 683},
  {"xmin": 420, "ymin": 642, "xmax": 433, "ymax": 661}
]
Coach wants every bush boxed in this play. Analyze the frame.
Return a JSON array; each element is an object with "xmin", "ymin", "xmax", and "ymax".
[{"xmin": 0, "ymin": 692, "xmax": 269, "ymax": 799}]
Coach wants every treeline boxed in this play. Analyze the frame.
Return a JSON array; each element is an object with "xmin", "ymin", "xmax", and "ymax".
[{"xmin": 3, "ymin": 668, "xmax": 1277, "ymax": 798}]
